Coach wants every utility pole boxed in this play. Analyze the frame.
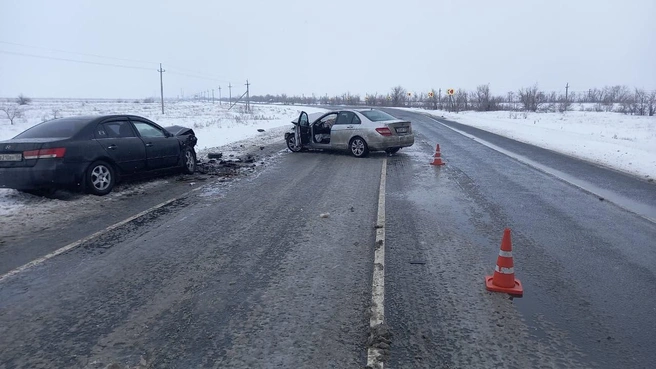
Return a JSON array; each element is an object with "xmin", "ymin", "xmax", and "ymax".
[
  {"xmin": 245, "ymin": 79, "xmax": 250, "ymax": 112},
  {"xmin": 212, "ymin": 89, "xmax": 215, "ymax": 104},
  {"xmin": 438, "ymin": 88, "xmax": 442, "ymax": 108},
  {"xmin": 218, "ymin": 86, "xmax": 222, "ymax": 105},
  {"xmin": 565, "ymin": 82, "xmax": 570, "ymax": 101},
  {"xmin": 228, "ymin": 83, "xmax": 232, "ymax": 106},
  {"xmin": 158, "ymin": 63, "xmax": 165, "ymax": 114}
]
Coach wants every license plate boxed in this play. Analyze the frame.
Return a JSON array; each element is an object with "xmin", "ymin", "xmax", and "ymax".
[
  {"xmin": 396, "ymin": 127, "xmax": 408, "ymax": 133},
  {"xmin": 0, "ymin": 153, "xmax": 22, "ymax": 161}
]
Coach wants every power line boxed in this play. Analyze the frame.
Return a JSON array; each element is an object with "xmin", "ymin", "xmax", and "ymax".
[
  {"xmin": 0, "ymin": 40, "xmax": 158, "ymax": 65},
  {"xmin": 167, "ymin": 70, "xmax": 231, "ymax": 83},
  {"xmin": 1, "ymin": 40, "xmax": 239, "ymax": 85},
  {"xmin": 166, "ymin": 64, "xmax": 233, "ymax": 80},
  {"xmin": 0, "ymin": 49, "xmax": 154, "ymax": 71}
]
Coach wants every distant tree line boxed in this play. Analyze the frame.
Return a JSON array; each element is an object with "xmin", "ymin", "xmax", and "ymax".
[{"xmin": 250, "ymin": 85, "xmax": 656, "ymax": 116}]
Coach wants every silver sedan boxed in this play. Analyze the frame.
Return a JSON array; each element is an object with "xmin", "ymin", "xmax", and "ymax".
[{"xmin": 284, "ymin": 109, "xmax": 414, "ymax": 157}]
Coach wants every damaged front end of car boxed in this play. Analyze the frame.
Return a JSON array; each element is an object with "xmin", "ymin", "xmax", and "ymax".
[{"xmin": 166, "ymin": 125, "xmax": 198, "ymax": 148}]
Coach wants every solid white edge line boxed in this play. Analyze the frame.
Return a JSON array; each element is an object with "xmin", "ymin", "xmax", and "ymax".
[
  {"xmin": 0, "ymin": 185, "xmax": 204, "ymax": 283},
  {"xmin": 367, "ymin": 157, "xmax": 387, "ymax": 369}
]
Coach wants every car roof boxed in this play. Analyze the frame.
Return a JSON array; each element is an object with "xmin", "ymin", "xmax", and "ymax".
[{"xmin": 47, "ymin": 114, "xmax": 153, "ymax": 123}]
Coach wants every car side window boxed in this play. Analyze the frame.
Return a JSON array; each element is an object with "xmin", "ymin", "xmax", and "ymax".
[
  {"xmin": 97, "ymin": 121, "xmax": 135, "ymax": 138},
  {"xmin": 133, "ymin": 121, "xmax": 166, "ymax": 138},
  {"xmin": 351, "ymin": 114, "xmax": 362, "ymax": 125},
  {"xmin": 320, "ymin": 113, "xmax": 337, "ymax": 124},
  {"xmin": 335, "ymin": 112, "xmax": 354, "ymax": 125},
  {"xmin": 319, "ymin": 113, "xmax": 337, "ymax": 127}
]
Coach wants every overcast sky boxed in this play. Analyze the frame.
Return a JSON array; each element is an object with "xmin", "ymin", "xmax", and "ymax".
[{"xmin": 0, "ymin": 0, "xmax": 654, "ymax": 98}]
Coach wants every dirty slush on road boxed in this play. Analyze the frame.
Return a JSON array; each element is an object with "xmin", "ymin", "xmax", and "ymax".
[{"xmin": 1, "ymin": 133, "xmax": 390, "ymax": 368}]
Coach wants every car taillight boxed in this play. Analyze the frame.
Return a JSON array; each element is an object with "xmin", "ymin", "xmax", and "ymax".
[
  {"xmin": 375, "ymin": 127, "xmax": 392, "ymax": 136},
  {"xmin": 23, "ymin": 148, "xmax": 67, "ymax": 159}
]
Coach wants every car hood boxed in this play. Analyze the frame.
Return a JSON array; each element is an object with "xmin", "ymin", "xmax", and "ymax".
[
  {"xmin": 165, "ymin": 125, "xmax": 195, "ymax": 136},
  {"xmin": 164, "ymin": 125, "xmax": 197, "ymax": 148}
]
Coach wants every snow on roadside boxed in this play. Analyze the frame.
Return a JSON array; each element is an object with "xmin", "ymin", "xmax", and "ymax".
[
  {"xmin": 408, "ymin": 109, "xmax": 656, "ymax": 179},
  {"xmin": 0, "ymin": 100, "xmax": 325, "ymax": 148},
  {"xmin": 0, "ymin": 100, "xmax": 326, "ymax": 215}
]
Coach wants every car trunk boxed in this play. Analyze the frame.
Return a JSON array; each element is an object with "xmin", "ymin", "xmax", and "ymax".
[
  {"xmin": 384, "ymin": 120, "xmax": 413, "ymax": 136},
  {"xmin": 0, "ymin": 138, "xmax": 65, "ymax": 168}
]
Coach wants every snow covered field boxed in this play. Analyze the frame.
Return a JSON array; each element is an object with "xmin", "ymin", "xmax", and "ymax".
[
  {"xmin": 409, "ymin": 109, "xmax": 656, "ymax": 179},
  {"xmin": 0, "ymin": 99, "xmax": 326, "ymax": 215},
  {"xmin": 0, "ymin": 99, "xmax": 325, "ymax": 150}
]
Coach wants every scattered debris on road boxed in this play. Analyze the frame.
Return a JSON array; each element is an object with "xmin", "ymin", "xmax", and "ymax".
[
  {"xmin": 319, "ymin": 213, "xmax": 330, "ymax": 218},
  {"xmin": 196, "ymin": 153, "xmax": 259, "ymax": 177}
]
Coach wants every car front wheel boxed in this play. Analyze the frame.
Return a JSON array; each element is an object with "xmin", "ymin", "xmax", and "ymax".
[
  {"xmin": 349, "ymin": 137, "xmax": 369, "ymax": 157},
  {"xmin": 86, "ymin": 160, "xmax": 115, "ymax": 196},
  {"xmin": 286, "ymin": 135, "xmax": 302, "ymax": 152},
  {"xmin": 181, "ymin": 148, "xmax": 196, "ymax": 174}
]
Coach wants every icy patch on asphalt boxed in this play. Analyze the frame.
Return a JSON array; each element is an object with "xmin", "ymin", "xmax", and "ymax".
[
  {"xmin": 441, "ymin": 123, "xmax": 656, "ymax": 223},
  {"xmin": 406, "ymin": 108, "xmax": 656, "ymax": 179}
]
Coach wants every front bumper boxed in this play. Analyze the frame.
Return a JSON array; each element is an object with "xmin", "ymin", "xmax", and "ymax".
[{"xmin": 0, "ymin": 159, "xmax": 87, "ymax": 190}]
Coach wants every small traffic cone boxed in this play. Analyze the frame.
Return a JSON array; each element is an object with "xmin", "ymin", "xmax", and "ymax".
[
  {"xmin": 430, "ymin": 144, "xmax": 445, "ymax": 166},
  {"xmin": 485, "ymin": 228, "xmax": 523, "ymax": 296}
]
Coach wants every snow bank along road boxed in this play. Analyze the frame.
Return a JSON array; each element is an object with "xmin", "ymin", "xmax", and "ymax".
[{"xmin": 1, "ymin": 109, "xmax": 655, "ymax": 368}]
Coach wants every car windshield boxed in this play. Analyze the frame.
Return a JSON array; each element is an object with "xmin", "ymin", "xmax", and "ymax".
[
  {"xmin": 360, "ymin": 110, "xmax": 397, "ymax": 122},
  {"xmin": 14, "ymin": 118, "xmax": 89, "ymax": 139}
]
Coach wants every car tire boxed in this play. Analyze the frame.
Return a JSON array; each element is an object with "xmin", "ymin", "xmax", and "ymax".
[
  {"xmin": 286, "ymin": 135, "xmax": 302, "ymax": 152},
  {"xmin": 86, "ymin": 160, "xmax": 115, "ymax": 196},
  {"xmin": 349, "ymin": 137, "xmax": 369, "ymax": 157},
  {"xmin": 181, "ymin": 148, "xmax": 196, "ymax": 174},
  {"xmin": 385, "ymin": 147, "xmax": 400, "ymax": 154}
]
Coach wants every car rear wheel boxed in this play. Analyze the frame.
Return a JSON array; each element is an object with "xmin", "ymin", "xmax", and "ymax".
[
  {"xmin": 349, "ymin": 137, "xmax": 369, "ymax": 157},
  {"xmin": 181, "ymin": 148, "xmax": 196, "ymax": 174},
  {"xmin": 86, "ymin": 160, "xmax": 115, "ymax": 196},
  {"xmin": 286, "ymin": 135, "xmax": 302, "ymax": 152},
  {"xmin": 385, "ymin": 147, "xmax": 400, "ymax": 154}
]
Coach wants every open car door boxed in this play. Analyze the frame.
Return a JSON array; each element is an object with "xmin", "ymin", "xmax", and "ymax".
[{"xmin": 295, "ymin": 111, "xmax": 310, "ymax": 147}]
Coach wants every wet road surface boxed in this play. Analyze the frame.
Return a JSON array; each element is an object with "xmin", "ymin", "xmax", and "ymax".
[
  {"xmin": 383, "ymin": 108, "xmax": 656, "ymax": 368},
  {"xmin": 0, "ymin": 151, "xmax": 382, "ymax": 368},
  {"xmin": 1, "ymin": 109, "xmax": 655, "ymax": 368}
]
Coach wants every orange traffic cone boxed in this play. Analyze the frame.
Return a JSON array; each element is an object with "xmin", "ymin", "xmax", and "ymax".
[
  {"xmin": 485, "ymin": 228, "xmax": 523, "ymax": 296},
  {"xmin": 430, "ymin": 144, "xmax": 445, "ymax": 166}
]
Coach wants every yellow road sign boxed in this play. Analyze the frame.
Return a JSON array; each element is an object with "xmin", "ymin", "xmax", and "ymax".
[{"xmin": 447, "ymin": 88, "xmax": 455, "ymax": 95}]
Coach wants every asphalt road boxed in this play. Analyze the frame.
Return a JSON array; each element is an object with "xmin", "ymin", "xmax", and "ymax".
[
  {"xmin": 0, "ymin": 149, "xmax": 385, "ymax": 368},
  {"xmin": 1, "ymin": 109, "xmax": 655, "ymax": 368},
  {"xmin": 382, "ymin": 108, "xmax": 656, "ymax": 368}
]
